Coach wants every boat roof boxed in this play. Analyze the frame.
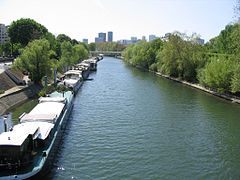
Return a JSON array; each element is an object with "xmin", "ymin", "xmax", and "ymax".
[
  {"xmin": 0, "ymin": 122, "xmax": 53, "ymax": 146},
  {"xmin": 39, "ymin": 97, "xmax": 66, "ymax": 103},
  {"xmin": 78, "ymin": 62, "xmax": 90, "ymax": 67},
  {"xmin": 64, "ymin": 70, "xmax": 82, "ymax": 75},
  {"xmin": 20, "ymin": 100, "xmax": 65, "ymax": 123},
  {"xmin": 84, "ymin": 59, "xmax": 97, "ymax": 63},
  {"xmin": 64, "ymin": 78, "xmax": 79, "ymax": 84}
]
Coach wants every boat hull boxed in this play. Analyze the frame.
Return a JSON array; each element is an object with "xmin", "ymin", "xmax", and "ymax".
[{"xmin": 0, "ymin": 94, "xmax": 74, "ymax": 180}]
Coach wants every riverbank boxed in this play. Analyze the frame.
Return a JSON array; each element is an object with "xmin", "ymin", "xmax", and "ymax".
[
  {"xmin": 153, "ymin": 71, "xmax": 240, "ymax": 104},
  {"xmin": 0, "ymin": 84, "xmax": 41, "ymax": 115},
  {"xmin": 123, "ymin": 60, "xmax": 240, "ymax": 105}
]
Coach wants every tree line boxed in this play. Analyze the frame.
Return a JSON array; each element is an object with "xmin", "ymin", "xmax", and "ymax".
[
  {"xmin": 0, "ymin": 18, "xmax": 127, "ymax": 83},
  {"xmin": 123, "ymin": 24, "xmax": 240, "ymax": 94},
  {"xmin": 0, "ymin": 18, "xmax": 89, "ymax": 83}
]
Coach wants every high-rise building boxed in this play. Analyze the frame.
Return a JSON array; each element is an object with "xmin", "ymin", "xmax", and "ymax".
[
  {"xmin": 149, "ymin": 34, "xmax": 157, "ymax": 42},
  {"xmin": 82, "ymin": 39, "xmax": 88, "ymax": 44},
  {"xmin": 0, "ymin": 24, "xmax": 9, "ymax": 44},
  {"xmin": 95, "ymin": 37, "xmax": 103, "ymax": 43},
  {"xmin": 98, "ymin": 32, "xmax": 106, "ymax": 42},
  {"xmin": 108, "ymin": 31, "xmax": 113, "ymax": 42},
  {"xmin": 142, "ymin": 36, "xmax": 146, "ymax": 41},
  {"xmin": 131, "ymin": 37, "xmax": 137, "ymax": 44}
]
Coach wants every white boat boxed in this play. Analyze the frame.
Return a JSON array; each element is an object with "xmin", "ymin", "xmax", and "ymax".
[
  {"xmin": 62, "ymin": 69, "xmax": 83, "ymax": 94},
  {"xmin": 0, "ymin": 92, "xmax": 73, "ymax": 179},
  {"xmin": 83, "ymin": 59, "xmax": 97, "ymax": 71},
  {"xmin": 74, "ymin": 62, "xmax": 90, "ymax": 80}
]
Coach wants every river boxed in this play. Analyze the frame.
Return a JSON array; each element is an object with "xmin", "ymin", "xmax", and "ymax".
[{"xmin": 49, "ymin": 57, "xmax": 240, "ymax": 179}]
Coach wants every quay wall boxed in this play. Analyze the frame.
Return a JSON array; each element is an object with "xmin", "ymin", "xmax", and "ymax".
[
  {"xmin": 0, "ymin": 84, "xmax": 41, "ymax": 115},
  {"xmin": 153, "ymin": 71, "xmax": 240, "ymax": 104}
]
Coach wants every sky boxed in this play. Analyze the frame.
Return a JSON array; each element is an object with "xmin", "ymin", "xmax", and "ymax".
[{"xmin": 0, "ymin": 0, "xmax": 237, "ymax": 43}]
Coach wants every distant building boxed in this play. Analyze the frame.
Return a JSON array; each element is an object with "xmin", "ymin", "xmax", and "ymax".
[
  {"xmin": 118, "ymin": 39, "xmax": 132, "ymax": 45},
  {"xmin": 131, "ymin": 37, "xmax": 137, "ymax": 44},
  {"xmin": 98, "ymin": 32, "xmax": 106, "ymax": 42},
  {"xmin": 161, "ymin": 33, "xmax": 171, "ymax": 41},
  {"xmin": 142, "ymin": 36, "xmax": 146, "ymax": 41},
  {"xmin": 0, "ymin": 24, "xmax": 9, "ymax": 44},
  {"xmin": 95, "ymin": 37, "xmax": 103, "ymax": 43},
  {"xmin": 193, "ymin": 37, "xmax": 205, "ymax": 45},
  {"xmin": 149, "ymin": 34, "xmax": 157, "ymax": 42},
  {"xmin": 108, "ymin": 31, "xmax": 113, "ymax": 42},
  {"xmin": 82, "ymin": 39, "xmax": 88, "ymax": 44}
]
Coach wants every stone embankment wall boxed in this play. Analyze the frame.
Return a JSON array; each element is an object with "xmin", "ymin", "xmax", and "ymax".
[
  {"xmin": 0, "ymin": 84, "xmax": 41, "ymax": 115},
  {"xmin": 154, "ymin": 71, "xmax": 240, "ymax": 104}
]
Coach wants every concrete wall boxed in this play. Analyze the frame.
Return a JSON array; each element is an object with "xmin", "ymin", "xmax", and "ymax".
[{"xmin": 0, "ymin": 84, "xmax": 41, "ymax": 115}]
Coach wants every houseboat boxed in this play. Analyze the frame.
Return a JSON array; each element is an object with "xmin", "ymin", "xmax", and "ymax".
[
  {"xmin": 0, "ymin": 91, "xmax": 73, "ymax": 179},
  {"xmin": 61, "ymin": 69, "xmax": 83, "ymax": 94},
  {"xmin": 74, "ymin": 62, "xmax": 90, "ymax": 80},
  {"xmin": 83, "ymin": 59, "xmax": 97, "ymax": 71}
]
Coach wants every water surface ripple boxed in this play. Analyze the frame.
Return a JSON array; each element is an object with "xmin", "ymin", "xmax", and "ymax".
[{"xmin": 50, "ymin": 57, "xmax": 240, "ymax": 179}]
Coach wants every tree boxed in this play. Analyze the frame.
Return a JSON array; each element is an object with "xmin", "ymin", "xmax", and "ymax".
[
  {"xmin": 231, "ymin": 61, "xmax": 240, "ymax": 93},
  {"xmin": 14, "ymin": 39, "xmax": 52, "ymax": 83},
  {"xmin": 0, "ymin": 42, "xmax": 11, "ymax": 56},
  {"xmin": 71, "ymin": 39, "xmax": 79, "ymax": 45},
  {"xmin": 198, "ymin": 56, "xmax": 235, "ymax": 93},
  {"xmin": 56, "ymin": 34, "xmax": 72, "ymax": 43},
  {"xmin": 58, "ymin": 41, "xmax": 74, "ymax": 71},
  {"xmin": 8, "ymin": 18, "xmax": 48, "ymax": 46},
  {"xmin": 89, "ymin": 43, "xmax": 96, "ymax": 51},
  {"xmin": 206, "ymin": 24, "xmax": 240, "ymax": 55},
  {"xmin": 73, "ymin": 44, "xmax": 89, "ymax": 64}
]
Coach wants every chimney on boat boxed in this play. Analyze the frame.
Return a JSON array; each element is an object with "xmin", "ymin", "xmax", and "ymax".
[{"xmin": 3, "ymin": 116, "xmax": 7, "ymax": 132}]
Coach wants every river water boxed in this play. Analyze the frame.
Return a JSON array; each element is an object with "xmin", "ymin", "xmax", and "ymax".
[{"xmin": 49, "ymin": 57, "xmax": 240, "ymax": 179}]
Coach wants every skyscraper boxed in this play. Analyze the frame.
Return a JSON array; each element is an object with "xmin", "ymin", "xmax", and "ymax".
[
  {"xmin": 0, "ymin": 24, "xmax": 9, "ymax": 44},
  {"xmin": 98, "ymin": 32, "xmax": 106, "ymax": 42},
  {"xmin": 108, "ymin": 31, "xmax": 113, "ymax": 42},
  {"xmin": 149, "ymin": 34, "xmax": 157, "ymax": 42},
  {"xmin": 82, "ymin": 39, "xmax": 88, "ymax": 44}
]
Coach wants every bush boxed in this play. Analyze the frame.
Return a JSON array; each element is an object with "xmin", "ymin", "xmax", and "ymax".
[
  {"xmin": 0, "ymin": 89, "xmax": 5, "ymax": 94},
  {"xmin": 149, "ymin": 63, "xmax": 158, "ymax": 72},
  {"xmin": 38, "ymin": 85, "xmax": 55, "ymax": 97}
]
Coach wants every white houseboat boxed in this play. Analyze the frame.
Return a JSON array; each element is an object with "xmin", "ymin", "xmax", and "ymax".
[{"xmin": 0, "ymin": 91, "xmax": 73, "ymax": 179}]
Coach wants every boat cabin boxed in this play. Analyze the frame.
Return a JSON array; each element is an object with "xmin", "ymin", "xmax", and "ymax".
[{"xmin": 0, "ymin": 122, "xmax": 53, "ymax": 170}]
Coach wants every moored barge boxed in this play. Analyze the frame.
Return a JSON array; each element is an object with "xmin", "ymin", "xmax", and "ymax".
[{"xmin": 0, "ymin": 91, "xmax": 73, "ymax": 179}]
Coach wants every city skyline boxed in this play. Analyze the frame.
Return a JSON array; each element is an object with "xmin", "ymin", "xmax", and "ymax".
[{"xmin": 0, "ymin": 0, "xmax": 236, "ymax": 43}]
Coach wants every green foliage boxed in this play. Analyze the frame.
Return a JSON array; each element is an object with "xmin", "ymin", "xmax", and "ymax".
[
  {"xmin": 38, "ymin": 84, "xmax": 71, "ymax": 97},
  {"xmin": 8, "ymin": 18, "xmax": 48, "ymax": 46},
  {"xmin": 73, "ymin": 44, "xmax": 89, "ymax": 63},
  {"xmin": 79, "ymin": 42, "xmax": 89, "ymax": 52},
  {"xmin": 206, "ymin": 24, "xmax": 240, "ymax": 55},
  {"xmin": 0, "ymin": 89, "xmax": 5, "ymax": 94},
  {"xmin": 123, "ymin": 39, "xmax": 163, "ymax": 69},
  {"xmin": 198, "ymin": 56, "xmax": 235, "ymax": 93},
  {"xmin": 89, "ymin": 43, "xmax": 96, "ymax": 51},
  {"xmin": 0, "ymin": 42, "xmax": 11, "ymax": 56},
  {"xmin": 231, "ymin": 63, "xmax": 240, "ymax": 93},
  {"xmin": 156, "ymin": 34, "xmax": 206, "ymax": 82},
  {"xmin": 96, "ymin": 42, "xmax": 126, "ymax": 52},
  {"xmin": 0, "ymin": 42, "xmax": 23, "ymax": 56},
  {"xmin": 58, "ymin": 41, "xmax": 74, "ymax": 71},
  {"xmin": 38, "ymin": 85, "xmax": 55, "ymax": 97},
  {"xmin": 56, "ymin": 34, "xmax": 72, "ymax": 43},
  {"xmin": 14, "ymin": 39, "xmax": 52, "ymax": 83},
  {"xmin": 58, "ymin": 41, "xmax": 89, "ymax": 72},
  {"xmin": 56, "ymin": 84, "xmax": 71, "ymax": 93},
  {"xmin": 71, "ymin": 39, "xmax": 79, "ymax": 45}
]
